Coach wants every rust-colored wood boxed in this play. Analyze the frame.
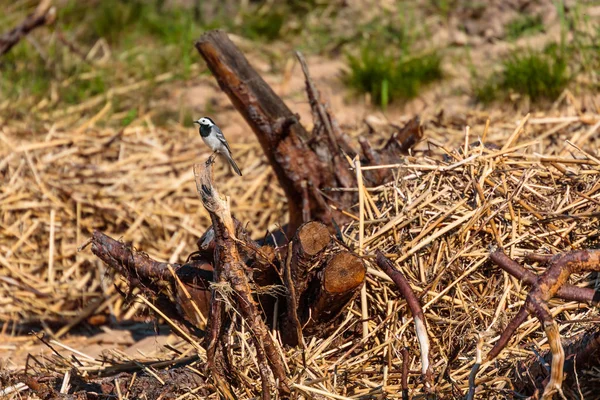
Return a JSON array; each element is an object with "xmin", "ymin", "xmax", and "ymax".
[
  {"xmin": 481, "ymin": 249, "xmax": 600, "ymax": 398},
  {"xmin": 195, "ymin": 31, "xmax": 333, "ymax": 235},
  {"xmin": 302, "ymin": 251, "xmax": 366, "ymax": 336},
  {"xmin": 90, "ymin": 231, "xmax": 210, "ymax": 337},
  {"xmin": 195, "ymin": 31, "xmax": 422, "ymax": 234},
  {"xmin": 281, "ymin": 221, "xmax": 330, "ymax": 346}
]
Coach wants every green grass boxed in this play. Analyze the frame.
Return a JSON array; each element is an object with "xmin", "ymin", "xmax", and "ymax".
[
  {"xmin": 346, "ymin": 43, "xmax": 442, "ymax": 107},
  {"xmin": 428, "ymin": 0, "xmax": 458, "ymax": 19},
  {"xmin": 474, "ymin": 46, "xmax": 570, "ymax": 103},
  {"xmin": 474, "ymin": 0, "xmax": 599, "ymax": 104},
  {"xmin": 239, "ymin": 7, "xmax": 287, "ymax": 42},
  {"xmin": 344, "ymin": 7, "xmax": 442, "ymax": 107},
  {"xmin": 0, "ymin": 0, "xmax": 307, "ymax": 125},
  {"xmin": 505, "ymin": 14, "xmax": 544, "ymax": 40}
]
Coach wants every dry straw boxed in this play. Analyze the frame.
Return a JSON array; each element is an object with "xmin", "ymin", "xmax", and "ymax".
[{"xmin": 2, "ymin": 105, "xmax": 600, "ymax": 398}]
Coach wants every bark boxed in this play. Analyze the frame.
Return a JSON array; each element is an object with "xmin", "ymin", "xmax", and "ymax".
[
  {"xmin": 90, "ymin": 231, "xmax": 210, "ymax": 336},
  {"xmin": 281, "ymin": 221, "xmax": 331, "ymax": 345},
  {"xmin": 194, "ymin": 162, "xmax": 290, "ymax": 396},
  {"xmin": 195, "ymin": 31, "xmax": 332, "ymax": 235},
  {"xmin": 194, "ymin": 31, "xmax": 422, "ymax": 235}
]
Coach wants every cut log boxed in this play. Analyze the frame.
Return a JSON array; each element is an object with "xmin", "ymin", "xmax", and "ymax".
[{"xmin": 302, "ymin": 251, "xmax": 366, "ymax": 336}]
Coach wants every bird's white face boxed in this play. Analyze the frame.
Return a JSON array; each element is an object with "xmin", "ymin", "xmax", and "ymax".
[{"xmin": 196, "ymin": 117, "xmax": 214, "ymax": 127}]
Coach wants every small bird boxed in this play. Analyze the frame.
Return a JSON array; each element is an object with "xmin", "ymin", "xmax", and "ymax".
[{"xmin": 194, "ymin": 117, "xmax": 242, "ymax": 176}]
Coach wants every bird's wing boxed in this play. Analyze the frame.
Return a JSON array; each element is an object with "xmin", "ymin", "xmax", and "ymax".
[{"xmin": 214, "ymin": 126, "xmax": 232, "ymax": 153}]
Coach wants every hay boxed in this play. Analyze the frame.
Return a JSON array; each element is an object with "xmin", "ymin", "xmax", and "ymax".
[{"xmin": 1, "ymin": 103, "xmax": 600, "ymax": 398}]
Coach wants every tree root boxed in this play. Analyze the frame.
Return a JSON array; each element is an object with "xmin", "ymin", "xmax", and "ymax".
[{"xmin": 469, "ymin": 249, "xmax": 600, "ymax": 399}]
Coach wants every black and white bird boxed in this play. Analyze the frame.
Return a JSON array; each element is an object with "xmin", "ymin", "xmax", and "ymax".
[{"xmin": 194, "ymin": 117, "xmax": 242, "ymax": 176}]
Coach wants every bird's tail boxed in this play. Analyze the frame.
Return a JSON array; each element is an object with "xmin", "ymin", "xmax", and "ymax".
[{"xmin": 225, "ymin": 153, "xmax": 242, "ymax": 176}]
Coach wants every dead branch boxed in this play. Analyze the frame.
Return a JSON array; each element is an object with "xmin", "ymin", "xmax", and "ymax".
[
  {"xmin": 376, "ymin": 251, "xmax": 434, "ymax": 392},
  {"xmin": 195, "ymin": 31, "xmax": 335, "ymax": 235},
  {"xmin": 295, "ymin": 51, "xmax": 356, "ymax": 188},
  {"xmin": 491, "ymin": 251, "xmax": 600, "ymax": 305},
  {"xmin": 384, "ymin": 116, "xmax": 424, "ymax": 156},
  {"xmin": 90, "ymin": 231, "xmax": 210, "ymax": 338},
  {"xmin": 193, "ymin": 162, "xmax": 290, "ymax": 397},
  {"xmin": 401, "ymin": 347, "xmax": 410, "ymax": 400},
  {"xmin": 0, "ymin": 0, "xmax": 56, "ymax": 56}
]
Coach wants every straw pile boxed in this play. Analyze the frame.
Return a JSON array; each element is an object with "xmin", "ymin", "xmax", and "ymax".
[
  {"xmin": 1, "ymin": 103, "xmax": 600, "ymax": 398},
  {"xmin": 0, "ymin": 118, "xmax": 285, "ymax": 336}
]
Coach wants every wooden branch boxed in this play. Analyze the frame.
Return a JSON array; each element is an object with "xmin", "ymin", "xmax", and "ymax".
[
  {"xmin": 195, "ymin": 31, "xmax": 420, "ymax": 235},
  {"xmin": 491, "ymin": 251, "xmax": 600, "ymax": 305},
  {"xmin": 194, "ymin": 162, "xmax": 290, "ymax": 396},
  {"xmin": 90, "ymin": 231, "xmax": 209, "ymax": 337},
  {"xmin": 383, "ymin": 116, "xmax": 423, "ymax": 155},
  {"xmin": 296, "ymin": 51, "xmax": 356, "ymax": 190},
  {"xmin": 0, "ymin": 0, "xmax": 56, "ymax": 56},
  {"xmin": 376, "ymin": 251, "xmax": 434, "ymax": 391},
  {"xmin": 195, "ymin": 31, "xmax": 334, "ymax": 235},
  {"xmin": 401, "ymin": 347, "xmax": 410, "ymax": 400}
]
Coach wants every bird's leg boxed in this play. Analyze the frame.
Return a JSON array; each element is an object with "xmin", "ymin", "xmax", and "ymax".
[{"xmin": 206, "ymin": 151, "xmax": 218, "ymax": 166}]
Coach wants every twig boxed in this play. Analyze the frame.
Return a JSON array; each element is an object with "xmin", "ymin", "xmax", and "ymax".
[
  {"xmin": 0, "ymin": 0, "xmax": 56, "ymax": 56},
  {"xmin": 376, "ymin": 251, "xmax": 433, "ymax": 392}
]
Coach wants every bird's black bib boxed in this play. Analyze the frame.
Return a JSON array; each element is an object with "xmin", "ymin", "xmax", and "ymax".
[{"xmin": 200, "ymin": 124, "xmax": 212, "ymax": 137}]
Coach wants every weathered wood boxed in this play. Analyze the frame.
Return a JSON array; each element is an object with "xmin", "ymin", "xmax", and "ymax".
[
  {"xmin": 90, "ymin": 231, "xmax": 209, "ymax": 337},
  {"xmin": 281, "ymin": 221, "xmax": 330, "ymax": 346},
  {"xmin": 195, "ymin": 31, "xmax": 423, "ymax": 235},
  {"xmin": 482, "ymin": 249, "xmax": 600, "ymax": 399},
  {"xmin": 195, "ymin": 31, "xmax": 334, "ymax": 235},
  {"xmin": 194, "ymin": 162, "xmax": 290, "ymax": 397}
]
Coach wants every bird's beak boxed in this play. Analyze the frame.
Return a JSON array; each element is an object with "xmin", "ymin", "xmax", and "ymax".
[{"xmin": 193, "ymin": 120, "xmax": 200, "ymax": 125}]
